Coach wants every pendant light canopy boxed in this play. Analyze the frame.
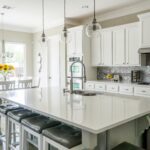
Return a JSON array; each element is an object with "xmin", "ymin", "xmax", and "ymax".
[
  {"xmin": 41, "ymin": 0, "xmax": 46, "ymax": 42},
  {"xmin": 61, "ymin": 0, "xmax": 69, "ymax": 43},
  {"xmin": 86, "ymin": 0, "xmax": 101, "ymax": 37}
]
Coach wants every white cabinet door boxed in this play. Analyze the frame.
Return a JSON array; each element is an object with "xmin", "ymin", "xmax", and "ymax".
[
  {"xmin": 102, "ymin": 30, "xmax": 113, "ymax": 66},
  {"xmin": 138, "ymin": 13, "xmax": 150, "ymax": 48},
  {"xmin": 91, "ymin": 33, "xmax": 101, "ymax": 66},
  {"xmin": 113, "ymin": 28, "xmax": 126, "ymax": 65},
  {"xmin": 126, "ymin": 24, "xmax": 140, "ymax": 66},
  {"xmin": 85, "ymin": 82, "xmax": 95, "ymax": 90},
  {"xmin": 95, "ymin": 83, "xmax": 106, "ymax": 92},
  {"xmin": 119, "ymin": 85, "xmax": 134, "ymax": 95},
  {"xmin": 67, "ymin": 26, "xmax": 83, "ymax": 56},
  {"xmin": 134, "ymin": 86, "xmax": 150, "ymax": 97},
  {"xmin": 106, "ymin": 84, "xmax": 119, "ymax": 93}
]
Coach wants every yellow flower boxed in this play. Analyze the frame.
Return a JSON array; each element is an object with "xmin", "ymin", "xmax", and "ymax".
[
  {"xmin": 9, "ymin": 65, "xmax": 15, "ymax": 70},
  {"xmin": 0, "ymin": 64, "xmax": 4, "ymax": 71},
  {"xmin": 3, "ymin": 64, "xmax": 9, "ymax": 72}
]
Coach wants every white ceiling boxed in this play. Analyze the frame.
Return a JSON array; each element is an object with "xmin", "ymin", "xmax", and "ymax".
[{"xmin": 0, "ymin": 0, "xmax": 147, "ymax": 32}]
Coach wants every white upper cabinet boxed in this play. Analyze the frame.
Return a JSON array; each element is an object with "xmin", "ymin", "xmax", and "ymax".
[
  {"xmin": 91, "ymin": 32, "xmax": 102, "ymax": 66},
  {"xmin": 126, "ymin": 23, "xmax": 140, "ymax": 66},
  {"xmin": 101, "ymin": 30, "xmax": 113, "ymax": 66},
  {"xmin": 67, "ymin": 26, "xmax": 83, "ymax": 56},
  {"xmin": 113, "ymin": 28, "xmax": 126, "ymax": 65},
  {"xmin": 138, "ymin": 13, "xmax": 150, "ymax": 48}
]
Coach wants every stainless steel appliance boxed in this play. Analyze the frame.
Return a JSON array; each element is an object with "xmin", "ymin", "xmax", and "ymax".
[
  {"xmin": 138, "ymin": 48, "xmax": 150, "ymax": 66},
  {"xmin": 131, "ymin": 70, "xmax": 141, "ymax": 83}
]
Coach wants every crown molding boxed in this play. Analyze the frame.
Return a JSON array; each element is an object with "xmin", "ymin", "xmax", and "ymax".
[
  {"xmin": 82, "ymin": 1, "xmax": 150, "ymax": 24},
  {"xmin": 0, "ymin": 24, "xmax": 33, "ymax": 33},
  {"xmin": 32, "ymin": 18, "xmax": 80, "ymax": 33}
]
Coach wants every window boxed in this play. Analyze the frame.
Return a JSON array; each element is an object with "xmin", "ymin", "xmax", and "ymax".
[{"xmin": 5, "ymin": 42, "xmax": 26, "ymax": 77}]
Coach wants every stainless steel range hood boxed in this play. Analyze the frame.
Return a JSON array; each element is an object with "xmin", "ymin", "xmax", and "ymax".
[
  {"xmin": 138, "ymin": 48, "xmax": 150, "ymax": 54},
  {"xmin": 139, "ymin": 48, "xmax": 150, "ymax": 66}
]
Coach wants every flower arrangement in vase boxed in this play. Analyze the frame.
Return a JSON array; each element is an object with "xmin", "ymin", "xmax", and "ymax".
[{"xmin": 0, "ymin": 64, "xmax": 15, "ymax": 81}]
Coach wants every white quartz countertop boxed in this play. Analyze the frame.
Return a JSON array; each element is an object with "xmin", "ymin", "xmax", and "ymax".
[{"xmin": 0, "ymin": 88, "xmax": 150, "ymax": 134}]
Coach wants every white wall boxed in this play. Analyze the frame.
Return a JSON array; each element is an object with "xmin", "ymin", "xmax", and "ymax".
[
  {"xmin": 0, "ymin": 29, "xmax": 33, "ymax": 76},
  {"xmin": 32, "ymin": 25, "xmax": 66, "ymax": 89}
]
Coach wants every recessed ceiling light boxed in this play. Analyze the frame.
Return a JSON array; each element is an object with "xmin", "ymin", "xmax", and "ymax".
[{"xmin": 2, "ymin": 5, "xmax": 13, "ymax": 10}]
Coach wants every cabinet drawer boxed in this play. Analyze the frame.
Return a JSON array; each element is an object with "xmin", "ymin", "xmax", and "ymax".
[
  {"xmin": 85, "ymin": 82, "xmax": 95, "ymax": 90},
  {"xmin": 119, "ymin": 85, "xmax": 134, "ymax": 95},
  {"xmin": 106, "ymin": 84, "xmax": 118, "ymax": 93},
  {"xmin": 95, "ymin": 83, "xmax": 106, "ymax": 92},
  {"xmin": 134, "ymin": 86, "xmax": 150, "ymax": 97}
]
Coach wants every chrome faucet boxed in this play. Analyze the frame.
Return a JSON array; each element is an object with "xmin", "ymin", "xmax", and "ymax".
[{"xmin": 70, "ymin": 60, "xmax": 86, "ymax": 94}]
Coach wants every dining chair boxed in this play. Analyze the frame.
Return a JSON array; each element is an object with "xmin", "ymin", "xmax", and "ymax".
[
  {"xmin": 18, "ymin": 79, "xmax": 32, "ymax": 89},
  {"xmin": 0, "ymin": 81, "xmax": 16, "ymax": 91}
]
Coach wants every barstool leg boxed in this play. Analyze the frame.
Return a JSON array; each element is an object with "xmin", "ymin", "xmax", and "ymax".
[
  {"xmin": 7, "ymin": 119, "xmax": 11, "ymax": 150},
  {"xmin": 21, "ymin": 127, "xmax": 27, "ymax": 150},
  {"xmin": 19, "ymin": 125, "xmax": 22, "ymax": 150},
  {"xmin": 43, "ymin": 136, "xmax": 48, "ymax": 150},
  {"xmin": 5, "ymin": 117, "xmax": 8, "ymax": 150},
  {"xmin": 38, "ymin": 135, "xmax": 43, "ymax": 150}
]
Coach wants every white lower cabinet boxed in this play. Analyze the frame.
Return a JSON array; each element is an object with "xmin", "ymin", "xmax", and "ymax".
[
  {"xmin": 85, "ymin": 81, "xmax": 150, "ymax": 97},
  {"xmin": 106, "ymin": 84, "xmax": 119, "ymax": 93},
  {"xmin": 119, "ymin": 85, "xmax": 134, "ymax": 95},
  {"xmin": 134, "ymin": 86, "xmax": 150, "ymax": 97},
  {"xmin": 95, "ymin": 83, "xmax": 106, "ymax": 92},
  {"xmin": 85, "ymin": 82, "xmax": 95, "ymax": 90}
]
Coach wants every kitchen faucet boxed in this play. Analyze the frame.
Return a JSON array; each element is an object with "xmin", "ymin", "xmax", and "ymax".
[{"xmin": 70, "ymin": 60, "xmax": 86, "ymax": 94}]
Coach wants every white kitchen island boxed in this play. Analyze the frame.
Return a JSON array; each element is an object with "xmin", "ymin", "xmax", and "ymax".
[{"xmin": 0, "ymin": 87, "xmax": 150, "ymax": 150}]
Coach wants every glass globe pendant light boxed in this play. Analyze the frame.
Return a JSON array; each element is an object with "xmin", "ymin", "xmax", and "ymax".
[
  {"xmin": 61, "ymin": 0, "xmax": 69, "ymax": 43},
  {"xmin": 86, "ymin": 0, "xmax": 101, "ymax": 37}
]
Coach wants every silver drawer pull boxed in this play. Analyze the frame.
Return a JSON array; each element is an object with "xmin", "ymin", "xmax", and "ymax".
[
  {"xmin": 125, "ymin": 89, "xmax": 129, "ymax": 91},
  {"xmin": 112, "ymin": 87, "xmax": 115, "ymax": 89},
  {"xmin": 142, "ymin": 90, "xmax": 146, "ymax": 93}
]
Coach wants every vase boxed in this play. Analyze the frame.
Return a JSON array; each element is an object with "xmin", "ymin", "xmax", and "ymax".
[{"xmin": 3, "ymin": 75, "xmax": 7, "ymax": 81}]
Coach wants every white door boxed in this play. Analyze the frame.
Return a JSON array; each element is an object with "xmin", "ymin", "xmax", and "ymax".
[
  {"xmin": 126, "ymin": 24, "xmax": 140, "ymax": 66},
  {"xmin": 67, "ymin": 31, "xmax": 75, "ymax": 56},
  {"xmin": 113, "ymin": 28, "xmax": 126, "ymax": 65},
  {"xmin": 91, "ymin": 33, "xmax": 101, "ymax": 66},
  {"xmin": 102, "ymin": 30, "xmax": 113, "ymax": 66},
  {"xmin": 48, "ymin": 35, "xmax": 60, "ymax": 87}
]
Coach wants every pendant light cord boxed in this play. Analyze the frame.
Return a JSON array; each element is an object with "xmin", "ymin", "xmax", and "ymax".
[
  {"xmin": 1, "ymin": 13, "xmax": 5, "ymax": 53},
  {"xmin": 64, "ymin": 0, "xmax": 66, "ymax": 26},
  {"xmin": 1, "ymin": 13, "xmax": 4, "ymax": 42},
  {"xmin": 42, "ymin": 0, "xmax": 45, "ymax": 34},
  {"xmin": 94, "ymin": 0, "xmax": 96, "ymax": 19}
]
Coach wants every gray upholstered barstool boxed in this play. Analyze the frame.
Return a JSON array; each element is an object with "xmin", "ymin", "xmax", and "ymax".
[
  {"xmin": 0, "ymin": 103, "xmax": 21, "ymax": 150},
  {"xmin": 112, "ymin": 142, "xmax": 145, "ymax": 150},
  {"xmin": 7, "ymin": 108, "xmax": 38, "ymax": 150},
  {"xmin": 42, "ymin": 124, "xmax": 82, "ymax": 150},
  {"xmin": 21, "ymin": 115, "xmax": 61, "ymax": 150}
]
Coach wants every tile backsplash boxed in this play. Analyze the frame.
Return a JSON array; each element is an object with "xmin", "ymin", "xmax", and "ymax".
[{"xmin": 97, "ymin": 66, "xmax": 150, "ymax": 83}]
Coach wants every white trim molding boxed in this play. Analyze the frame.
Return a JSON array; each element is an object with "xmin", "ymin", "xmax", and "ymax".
[{"xmin": 83, "ymin": 0, "xmax": 150, "ymax": 24}]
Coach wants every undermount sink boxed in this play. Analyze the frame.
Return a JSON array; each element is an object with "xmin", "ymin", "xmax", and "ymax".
[{"xmin": 73, "ymin": 90, "xmax": 97, "ymax": 96}]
